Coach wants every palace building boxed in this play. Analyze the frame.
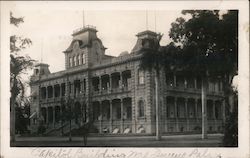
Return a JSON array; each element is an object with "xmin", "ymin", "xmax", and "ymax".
[{"xmin": 29, "ymin": 25, "xmax": 226, "ymax": 135}]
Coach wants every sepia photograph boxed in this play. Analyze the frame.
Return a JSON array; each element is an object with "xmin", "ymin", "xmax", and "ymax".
[{"xmin": 1, "ymin": 0, "xmax": 249, "ymax": 158}]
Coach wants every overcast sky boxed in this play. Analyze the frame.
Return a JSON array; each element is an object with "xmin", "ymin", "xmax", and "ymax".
[{"xmin": 10, "ymin": 2, "xmax": 185, "ymax": 73}]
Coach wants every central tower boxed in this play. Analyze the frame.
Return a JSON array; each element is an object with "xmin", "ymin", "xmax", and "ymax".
[{"xmin": 63, "ymin": 25, "xmax": 106, "ymax": 69}]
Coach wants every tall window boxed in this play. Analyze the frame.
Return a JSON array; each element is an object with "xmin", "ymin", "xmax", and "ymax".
[
  {"xmin": 138, "ymin": 69, "xmax": 144, "ymax": 84},
  {"xmin": 186, "ymin": 76, "xmax": 195, "ymax": 88},
  {"xmin": 138, "ymin": 100, "xmax": 145, "ymax": 117},
  {"xmin": 77, "ymin": 54, "xmax": 80, "ymax": 65},
  {"xmin": 41, "ymin": 87, "xmax": 47, "ymax": 99},
  {"xmin": 116, "ymin": 106, "xmax": 121, "ymax": 119},
  {"xmin": 73, "ymin": 56, "xmax": 76, "ymax": 66},
  {"xmin": 126, "ymin": 106, "xmax": 132, "ymax": 119},
  {"xmin": 208, "ymin": 82, "xmax": 215, "ymax": 92},
  {"xmin": 82, "ymin": 53, "xmax": 86, "ymax": 64},
  {"xmin": 47, "ymin": 86, "xmax": 53, "ymax": 98},
  {"xmin": 166, "ymin": 73, "xmax": 174, "ymax": 87},
  {"xmin": 69, "ymin": 82, "xmax": 72, "ymax": 94},
  {"xmin": 61, "ymin": 83, "xmax": 65, "ymax": 96},
  {"xmin": 196, "ymin": 77, "xmax": 202, "ymax": 89},
  {"xmin": 214, "ymin": 80, "xmax": 219, "ymax": 92},
  {"xmin": 177, "ymin": 100, "xmax": 185, "ymax": 118},
  {"xmin": 69, "ymin": 57, "xmax": 72, "ymax": 67},
  {"xmin": 83, "ymin": 79, "xmax": 86, "ymax": 93},
  {"xmin": 176, "ymin": 75, "xmax": 185, "ymax": 88}
]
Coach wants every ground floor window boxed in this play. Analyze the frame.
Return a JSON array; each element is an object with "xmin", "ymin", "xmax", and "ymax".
[{"xmin": 138, "ymin": 100, "xmax": 145, "ymax": 117}]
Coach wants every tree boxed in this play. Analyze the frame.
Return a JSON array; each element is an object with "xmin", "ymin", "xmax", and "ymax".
[
  {"xmin": 15, "ymin": 97, "xmax": 31, "ymax": 134},
  {"xmin": 223, "ymin": 90, "xmax": 238, "ymax": 146},
  {"xmin": 169, "ymin": 10, "xmax": 238, "ymax": 139},
  {"xmin": 63, "ymin": 97, "xmax": 74, "ymax": 141},
  {"xmin": 60, "ymin": 98, "xmax": 66, "ymax": 135},
  {"xmin": 10, "ymin": 12, "xmax": 35, "ymax": 141},
  {"xmin": 140, "ymin": 35, "xmax": 179, "ymax": 140}
]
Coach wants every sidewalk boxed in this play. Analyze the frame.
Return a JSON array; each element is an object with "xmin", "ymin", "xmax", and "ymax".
[{"xmin": 12, "ymin": 134, "xmax": 224, "ymax": 147}]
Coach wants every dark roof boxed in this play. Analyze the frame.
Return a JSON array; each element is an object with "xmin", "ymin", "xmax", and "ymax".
[
  {"xmin": 131, "ymin": 30, "xmax": 159, "ymax": 53},
  {"xmin": 35, "ymin": 63, "xmax": 49, "ymax": 67},
  {"xmin": 72, "ymin": 26, "xmax": 97, "ymax": 36},
  {"xmin": 136, "ymin": 30, "xmax": 157, "ymax": 37},
  {"xmin": 64, "ymin": 39, "xmax": 87, "ymax": 52}
]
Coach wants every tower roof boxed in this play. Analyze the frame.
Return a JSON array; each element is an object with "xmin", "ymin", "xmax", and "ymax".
[
  {"xmin": 72, "ymin": 25, "xmax": 97, "ymax": 36},
  {"xmin": 131, "ymin": 30, "xmax": 160, "ymax": 53},
  {"xmin": 35, "ymin": 63, "xmax": 49, "ymax": 67},
  {"xmin": 136, "ymin": 30, "xmax": 157, "ymax": 38},
  {"xmin": 64, "ymin": 25, "xmax": 100, "ymax": 53}
]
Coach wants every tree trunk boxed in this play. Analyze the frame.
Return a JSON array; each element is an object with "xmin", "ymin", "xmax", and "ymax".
[
  {"xmin": 69, "ymin": 119, "xmax": 72, "ymax": 141},
  {"xmin": 201, "ymin": 77, "xmax": 208, "ymax": 139},
  {"xmin": 10, "ymin": 96, "xmax": 16, "ymax": 142},
  {"xmin": 61, "ymin": 120, "xmax": 64, "ymax": 135},
  {"xmin": 10, "ymin": 77, "xmax": 17, "ymax": 142},
  {"xmin": 155, "ymin": 70, "xmax": 161, "ymax": 140}
]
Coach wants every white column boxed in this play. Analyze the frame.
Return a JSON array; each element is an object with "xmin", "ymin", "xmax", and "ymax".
[
  {"xmin": 65, "ymin": 82, "xmax": 68, "ymax": 97},
  {"xmin": 80, "ymin": 80, "xmax": 83, "ymax": 95},
  {"xmin": 213, "ymin": 100, "xmax": 217, "ymax": 130},
  {"xmin": 121, "ymin": 99, "xmax": 124, "ymax": 133},
  {"xmin": 201, "ymin": 79, "xmax": 207, "ymax": 139},
  {"xmin": 185, "ymin": 98, "xmax": 189, "ymax": 131},
  {"xmin": 174, "ymin": 98, "xmax": 179, "ymax": 132},
  {"xmin": 99, "ymin": 77, "xmax": 102, "ymax": 93},
  {"xmin": 174, "ymin": 74, "xmax": 176, "ymax": 87},
  {"xmin": 165, "ymin": 97, "xmax": 168, "ymax": 133},
  {"xmin": 46, "ymin": 108, "xmax": 48, "ymax": 125},
  {"xmin": 47, "ymin": 87, "xmax": 49, "ymax": 99},
  {"xmin": 184, "ymin": 78, "xmax": 187, "ymax": 89},
  {"xmin": 110, "ymin": 101, "xmax": 113, "ymax": 133},
  {"xmin": 195, "ymin": 99, "xmax": 198, "ymax": 122},
  {"xmin": 52, "ymin": 86, "xmax": 55, "ymax": 98},
  {"xmin": 72, "ymin": 82, "xmax": 74, "ymax": 96},
  {"xmin": 120, "ymin": 72, "xmax": 123, "ymax": 88},
  {"xmin": 60, "ymin": 84, "xmax": 62, "ymax": 97},
  {"xmin": 222, "ymin": 100, "xmax": 226, "ymax": 124},
  {"xmin": 53, "ymin": 107, "xmax": 55, "ymax": 127},
  {"xmin": 99, "ymin": 102, "xmax": 102, "ymax": 134},
  {"xmin": 109, "ymin": 75, "xmax": 112, "ymax": 91},
  {"xmin": 194, "ymin": 77, "xmax": 197, "ymax": 89}
]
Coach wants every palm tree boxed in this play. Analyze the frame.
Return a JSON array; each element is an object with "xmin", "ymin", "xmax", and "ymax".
[
  {"xmin": 10, "ymin": 55, "xmax": 34, "ymax": 141},
  {"xmin": 140, "ymin": 35, "xmax": 178, "ymax": 140},
  {"xmin": 10, "ymin": 12, "xmax": 34, "ymax": 142}
]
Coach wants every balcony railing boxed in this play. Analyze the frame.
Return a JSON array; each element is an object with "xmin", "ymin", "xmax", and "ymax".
[
  {"xmin": 165, "ymin": 85, "xmax": 224, "ymax": 95},
  {"xmin": 91, "ymin": 84, "xmax": 131, "ymax": 96}
]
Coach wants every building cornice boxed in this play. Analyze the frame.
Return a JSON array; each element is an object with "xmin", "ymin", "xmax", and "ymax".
[{"xmin": 30, "ymin": 53, "xmax": 143, "ymax": 84}]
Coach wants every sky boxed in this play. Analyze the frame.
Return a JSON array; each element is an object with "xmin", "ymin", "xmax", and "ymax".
[{"xmin": 10, "ymin": 2, "xmax": 184, "ymax": 73}]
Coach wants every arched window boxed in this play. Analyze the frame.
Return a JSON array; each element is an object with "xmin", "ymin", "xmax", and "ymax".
[
  {"xmin": 138, "ymin": 100, "xmax": 145, "ymax": 117},
  {"xmin": 69, "ymin": 57, "xmax": 72, "ymax": 67},
  {"xmin": 82, "ymin": 53, "xmax": 86, "ymax": 64},
  {"xmin": 77, "ymin": 54, "xmax": 80, "ymax": 65},
  {"xmin": 73, "ymin": 56, "xmax": 77, "ymax": 66},
  {"xmin": 138, "ymin": 69, "xmax": 145, "ymax": 85}
]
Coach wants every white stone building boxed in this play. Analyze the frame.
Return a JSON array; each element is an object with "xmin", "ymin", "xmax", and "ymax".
[{"xmin": 29, "ymin": 26, "xmax": 225, "ymax": 135}]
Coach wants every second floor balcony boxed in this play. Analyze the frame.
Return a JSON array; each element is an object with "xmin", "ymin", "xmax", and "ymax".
[{"xmin": 165, "ymin": 73, "xmax": 224, "ymax": 96}]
